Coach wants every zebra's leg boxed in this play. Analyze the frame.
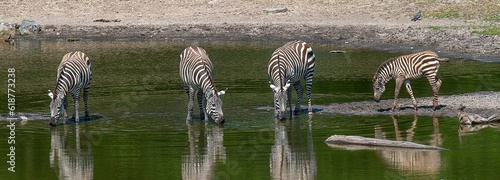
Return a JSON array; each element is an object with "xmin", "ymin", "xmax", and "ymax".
[
  {"xmin": 287, "ymin": 87, "xmax": 293, "ymax": 119},
  {"xmin": 429, "ymin": 77, "xmax": 442, "ymax": 111},
  {"xmin": 392, "ymin": 77, "xmax": 405, "ymax": 111},
  {"xmin": 293, "ymin": 81, "xmax": 303, "ymax": 115},
  {"xmin": 83, "ymin": 86, "xmax": 90, "ymax": 120},
  {"xmin": 197, "ymin": 90, "xmax": 207, "ymax": 122},
  {"xmin": 404, "ymin": 80, "xmax": 418, "ymax": 111},
  {"xmin": 185, "ymin": 87, "xmax": 194, "ymax": 122},
  {"xmin": 63, "ymin": 96, "xmax": 68, "ymax": 119},
  {"xmin": 72, "ymin": 91, "xmax": 80, "ymax": 123},
  {"xmin": 305, "ymin": 74, "xmax": 313, "ymax": 115}
]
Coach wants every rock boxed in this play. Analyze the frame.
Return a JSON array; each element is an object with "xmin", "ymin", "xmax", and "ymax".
[
  {"xmin": 18, "ymin": 19, "xmax": 41, "ymax": 35},
  {"xmin": 0, "ymin": 22, "xmax": 16, "ymax": 41},
  {"xmin": 263, "ymin": 7, "xmax": 288, "ymax": 14}
]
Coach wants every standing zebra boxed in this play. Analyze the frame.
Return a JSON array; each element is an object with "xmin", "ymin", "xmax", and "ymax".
[
  {"xmin": 268, "ymin": 40, "xmax": 315, "ymax": 120},
  {"xmin": 373, "ymin": 50, "xmax": 449, "ymax": 111},
  {"xmin": 48, "ymin": 51, "xmax": 92, "ymax": 126},
  {"xmin": 180, "ymin": 46, "xmax": 226, "ymax": 124}
]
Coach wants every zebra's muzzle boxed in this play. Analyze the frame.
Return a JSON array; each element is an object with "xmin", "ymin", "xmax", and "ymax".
[
  {"xmin": 49, "ymin": 118, "xmax": 58, "ymax": 126},
  {"xmin": 276, "ymin": 110, "xmax": 287, "ymax": 120},
  {"xmin": 216, "ymin": 115, "xmax": 225, "ymax": 125}
]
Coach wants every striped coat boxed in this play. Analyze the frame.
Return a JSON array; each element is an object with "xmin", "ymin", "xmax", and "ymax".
[
  {"xmin": 268, "ymin": 40, "xmax": 315, "ymax": 120},
  {"xmin": 180, "ymin": 46, "xmax": 226, "ymax": 124},
  {"xmin": 48, "ymin": 51, "xmax": 92, "ymax": 126},
  {"xmin": 373, "ymin": 50, "xmax": 448, "ymax": 111}
]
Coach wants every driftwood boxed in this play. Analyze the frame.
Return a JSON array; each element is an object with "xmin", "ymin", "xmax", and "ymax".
[
  {"xmin": 325, "ymin": 135, "xmax": 446, "ymax": 150},
  {"xmin": 263, "ymin": 7, "xmax": 288, "ymax": 14},
  {"xmin": 458, "ymin": 105, "xmax": 500, "ymax": 125},
  {"xmin": 93, "ymin": 19, "xmax": 121, "ymax": 23},
  {"xmin": 329, "ymin": 50, "xmax": 347, "ymax": 54}
]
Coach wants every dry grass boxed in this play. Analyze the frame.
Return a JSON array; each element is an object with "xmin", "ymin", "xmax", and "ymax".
[{"xmin": 420, "ymin": 0, "xmax": 500, "ymax": 22}]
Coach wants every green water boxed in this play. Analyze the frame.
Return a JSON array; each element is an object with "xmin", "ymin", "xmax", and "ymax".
[{"xmin": 0, "ymin": 40, "xmax": 499, "ymax": 179}]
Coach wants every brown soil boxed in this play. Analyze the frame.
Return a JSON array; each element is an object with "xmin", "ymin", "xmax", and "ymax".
[{"xmin": 1, "ymin": 0, "xmax": 499, "ymax": 61}]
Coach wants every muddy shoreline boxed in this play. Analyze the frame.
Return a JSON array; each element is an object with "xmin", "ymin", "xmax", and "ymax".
[
  {"xmin": 316, "ymin": 91, "xmax": 500, "ymax": 117},
  {"xmin": 13, "ymin": 23, "xmax": 500, "ymax": 62}
]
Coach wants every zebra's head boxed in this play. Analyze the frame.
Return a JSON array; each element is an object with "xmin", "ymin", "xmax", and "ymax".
[
  {"xmin": 205, "ymin": 88, "xmax": 226, "ymax": 125},
  {"xmin": 373, "ymin": 75, "xmax": 386, "ymax": 102},
  {"xmin": 270, "ymin": 82, "xmax": 291, "ymax": 120},
  {"xmin": 48, "ymin": 90, "xmax": 65, "ymax": 126}
]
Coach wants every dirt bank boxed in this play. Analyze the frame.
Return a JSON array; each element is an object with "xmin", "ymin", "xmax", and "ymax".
[
  {"xmin": 316, "ymin": 91, "xmax": 500, "ymax": 117},
  {"xmin": 1, "ymin": 0, "xmax": 499, "ymax": 61}
]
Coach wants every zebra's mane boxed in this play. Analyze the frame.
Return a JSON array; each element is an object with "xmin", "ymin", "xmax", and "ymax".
[
  {"xmin": 53, "ymin": 65, "xmax": 70, "ymax": 99},
  {"xmin": 199, "ymin": 56, "xmax": 218, "ymax": 93},
  {"xmin": 374, "ymin": 57, "xmax": 397, "ymax": 81},
  {"xmin": 277, "ymin": 51, "xmax": 283, "ymax": 88}
]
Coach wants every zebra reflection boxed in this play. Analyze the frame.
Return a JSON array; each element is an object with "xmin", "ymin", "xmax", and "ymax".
[
  {"xmin": 375, "ymin": 115, "xmax": 442, "ymax": 175},
  {"xmin": 270, "ymin": 116, "xmax": 317, "ymax": 180},
  {"xmin": 182, "ymin": 124, "xmax": 226, "ymax": 180},
  {"xmin": 50, "ymin": 124, "xmax": 94, "ymax": 180}
]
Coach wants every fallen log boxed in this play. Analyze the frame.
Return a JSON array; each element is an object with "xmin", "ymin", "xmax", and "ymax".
[
  {"xmin": 329, "ymin": 50, "xmax": 347, "ymax": 54},
  {"xmin": 325, "ymin": 135, "xmax": 446, "ymax": 150},
  {"xmin": 458, "ymin": 105, "xmax": 500, "ymax": 125}
]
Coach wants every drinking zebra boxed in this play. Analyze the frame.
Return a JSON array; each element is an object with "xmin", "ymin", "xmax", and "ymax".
[
  {"xmin": 268, "ymin": 40, "xmax": 315, "ymax": 120},
  {"xmin": 180, "ymin": 46, "xmax": 226, "ymax": 124},
  {"xmin": 372, "ymin": 50, "xmax": 449, "ymax": 111},
  {"xmin": 48, "ymin": 51, "xmax": 92, "ymax": 126}
]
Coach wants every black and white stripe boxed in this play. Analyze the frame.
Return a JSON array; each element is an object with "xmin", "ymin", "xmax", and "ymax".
[
  {"xmin": 48, "ymin": 51, "xmax": 92, "ymax": 126},
  {"xmin": 268, "ymin": 40, "xmax": 315, "ymax": 120},
  {"xmin": 373, "ymin": 50, "xmax": 449, "ymax": 111},
  {"xmin": 180, "ymin": 46, "xmax": 226, "ymax": 124}
]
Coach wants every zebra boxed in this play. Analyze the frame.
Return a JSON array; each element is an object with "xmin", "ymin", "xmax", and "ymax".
[
  {"xmin": 268, "ymin": 40, "xmax": 315, "ymax": 120},
  {"xmin": 372, "ymin": 50, "xmax": 449, "ymax": 111},
  {"xmin": 48, "ymin": 51, "xmax": 92, "ymax": 126},
  {"xmin": 180, "ymin": 46, "xmax": 226, "ymax": 125}
]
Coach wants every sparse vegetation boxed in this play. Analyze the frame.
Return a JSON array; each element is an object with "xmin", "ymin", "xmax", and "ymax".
[
  {"xmin": 430, "ymin": 26, "xmax": 441, "ymax": 30},
  {"xmin": 473, "ymin": 26, "xmax": 500, "ymax": 35},
  {"xmin": 421, "ymin": 0, "xmax": 500, "ymax": 22}
]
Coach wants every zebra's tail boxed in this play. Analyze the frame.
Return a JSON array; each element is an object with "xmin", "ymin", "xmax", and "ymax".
[{"xmin": 437, "ymin": 57, "xmax": 449, "ymax": 62}]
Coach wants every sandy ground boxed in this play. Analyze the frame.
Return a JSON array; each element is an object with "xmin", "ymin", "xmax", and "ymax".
[
  {"xmin": 1, "ymin": 0, "xmax": 499, "ymax": 61},
  {"xmin": 1, "ymin": 1, "xmax": 499, "ymax": 121}
]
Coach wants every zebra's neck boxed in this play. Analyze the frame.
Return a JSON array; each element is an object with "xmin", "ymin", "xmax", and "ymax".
[
  {"xmin": 376, "ymin": 65, "xmax": 393, "ymax": 84},
  {"xmin": 54, "ymin": 75, "xmax": 68, "ymax": 100},
  {"xmin": 201, "ymin": 80, "xmax": 217, "ymax": 95},
  {"xmin": 54, "ymin": 86, "xmax": 67, "ymax": 100}
]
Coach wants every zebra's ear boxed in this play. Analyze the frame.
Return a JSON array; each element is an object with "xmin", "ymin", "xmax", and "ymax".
[
  {"xmin": 283, "ymin": 82, "xmax": 291, "ymax": 90},
  {"xmin": 218, "ymin": 88, "xmax": 227, "ymax": 96},
  {"xmin": 48, "ymin": 90, "xmax": 54, "ymax": 99},
  {"xmin": 270, "ymin": 84, "xmax": 278, "ymax": 92}
]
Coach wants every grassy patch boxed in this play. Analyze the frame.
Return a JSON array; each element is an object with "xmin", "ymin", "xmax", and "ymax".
[
  {"xmin": 430, "ymin": 26, "xmax": 441, "ymax": 30},
  {"xmin": 428, "ymin": 9, "xmax": 466, "ymax": 19},
  {"xmin": 473, "ymin": 26, "xmax": 500, "ymax": 35},
  {"xmin": 485, "ymin": 14, "xmax": 500, "ymax": 22},
  {"xmin": 422, "ymin": 0, "xmax": 499, "ymax": 22}
]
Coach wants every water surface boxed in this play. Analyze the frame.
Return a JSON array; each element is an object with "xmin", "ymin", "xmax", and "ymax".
[{"xmin": 0, "ymin": 40, "xmax": 499, "ymax": 179}]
